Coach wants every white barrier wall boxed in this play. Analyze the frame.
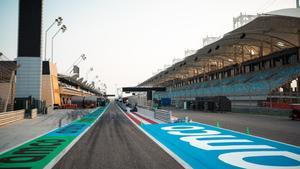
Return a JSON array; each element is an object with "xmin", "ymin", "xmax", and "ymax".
[
  {"xmin": 0, "ymin": 109, "xmax": 25, "ymax": 126},
  {"xmin": 128, "ymin": 94, "xmax": 148, "ymax": 107}
]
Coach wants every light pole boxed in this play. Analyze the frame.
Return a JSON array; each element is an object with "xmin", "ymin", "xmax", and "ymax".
[
  {"xmin": 85, "ymin": 67, "xmax": 94, "ymax": 81},
  {"xmin": 65, "ymin": 54, "xmax": 87, "ymax": 74},
  {"xmin": 0, "ymin": 52, "xmax": 10, "ymax": 60},
  {"xmin": 44, "ymin": 17, "xmax": 63, "ymax": 61},
  {"xmin": 101, "ymin": 83, "xmax": 107, "ymax": 93},
  {"xmin": 91, "ymin": 75, "xmax": 99, "ymax": 82},
  {"xmin": 51, "ymin": 25, "xmax": 67, "ymax": 63}
]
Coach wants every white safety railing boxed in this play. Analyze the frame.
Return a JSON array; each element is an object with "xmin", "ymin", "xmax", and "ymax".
[{"xmin": 154, "ymin": 109, "xmax": 172, "ymax": 123}]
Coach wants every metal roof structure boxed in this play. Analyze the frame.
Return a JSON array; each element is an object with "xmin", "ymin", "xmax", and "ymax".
[
  {"xmin": 0, "ymin": 61, "xmax": 18, "ymax": 82},
  {"xmin": 58, "ymin": 74, "xmax": 102, "ymax": 95},
  {"xmin": 140, "ymin": 9, "xmax": 300, "ymax": 87}
]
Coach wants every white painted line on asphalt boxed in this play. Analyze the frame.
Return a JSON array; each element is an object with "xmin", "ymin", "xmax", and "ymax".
[
  {"xmin": 129, "ymin": 112, "xmax": 150, "ymax": 124},
  {"xmin": 44, "ymin": 103, "xmax": 111, "ymax": 169},
  {"xmin": 117, "ymin": 104, "xmax": 192, "ymax": 169},
  {"xmin": 134, "ymin": 111, "xmax": 164, "ymax": 124}
]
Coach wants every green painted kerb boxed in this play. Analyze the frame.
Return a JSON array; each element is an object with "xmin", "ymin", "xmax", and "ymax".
[
  {"xmin": 0, "ymin": 104, "xmax": 109, "ymax": 169},
  {"xmin": 0, "ymin": 136, "xmax": 74, "ymax": 169},
  {"xmin": 76, "ymin": 117, "xmax": 96, "ymax": 123}
]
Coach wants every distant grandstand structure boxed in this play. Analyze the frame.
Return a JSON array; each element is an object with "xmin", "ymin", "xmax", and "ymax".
[
  {"xmin": 137, "ymin": 9, "xmax": 300, "ymax": 114},
  {"xmin": 0, "ymin": 60, "xmax": 103, "ymax": 112},
  {"xmin": 202, "ymin": 36, "xmax": 221, "ymax": 46},
  {"xmin": 233, "ymin": 12, "xmax": 257, "ymax": 29},
  {"xmin": 0, "ymin": 61, "xmax": 18, "ymax": 112},
  {"xmin": 184, "ymin": 49, "xmax": 197, "ymax": 57}
]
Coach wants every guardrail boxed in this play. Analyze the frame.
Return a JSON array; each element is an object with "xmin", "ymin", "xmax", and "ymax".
[
  {"xmin": 0, "ymin": 110, "xmax": 24, "ymax": 126},
  {"xmin": 154, "ymin": 109, "xmax": 172, "ymax": 123}
]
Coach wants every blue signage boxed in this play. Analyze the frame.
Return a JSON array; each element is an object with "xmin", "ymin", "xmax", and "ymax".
[{"xmin": 142, "ymin": 122, "xmax": 300, "ymax": 169}]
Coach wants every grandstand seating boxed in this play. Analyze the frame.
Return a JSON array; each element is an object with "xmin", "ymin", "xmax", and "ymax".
[
  {"xmin": 154, "ymin": 64, "xmax": 300, "ymax": 99},
  {"xmin": 0, "ymin": 61, "xmax": 17, "ymax": 82}
]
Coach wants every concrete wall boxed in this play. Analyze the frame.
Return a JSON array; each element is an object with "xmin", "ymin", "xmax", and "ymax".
[
  {"xmin": 0, "ymin": 83, "xmax": 10, "ymax": 102},
  {"xmin": 0, "ymin": 109, "xmax": 25, "ymax": 126},
  {"xmin": 0, "ymin": 80, "xmax": 15, "ymax": 112},
  {"xmin": 232, "ymin": 106, "xmax": 292, "ymax": 116},
  {"xmin": 50, "ymin": 63, "xmax": 60, "ymax": 106},
  {"xmin": 41, "ymin": 75, "xmax": 53, "ymax": 107},
  {"xmin": 31, "ymin": 108, "xmax": 37, "ymax": 119}
]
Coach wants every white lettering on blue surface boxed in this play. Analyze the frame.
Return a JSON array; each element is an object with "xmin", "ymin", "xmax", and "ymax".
[
  {"xmin": 168, "ymin": 130, "xmax": 220, "ymax": 136},
  {"xmin": 161, "ymin": 125, "xmax": 300, "ymax": 168},
  {"xmin": 180, "ymin": 137, "xmax": 275, "ymax": 150},
  {"xmin": 161, "ymin": 125, "xmax": 204, "ymax": 131},
  {"xmin": 219, "ymin": 151, "xmax": 300, "ymax": 169}
]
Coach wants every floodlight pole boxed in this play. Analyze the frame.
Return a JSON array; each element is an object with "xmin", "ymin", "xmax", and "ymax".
[
  {"xmin": 44, "ymin": 17, "xmax": 63, "ymax": 61},
  {"xmin": 65, "ymin": 54, "xmax": 86, "ymax": 74},
  {"xmin": 51, "ymin": 25, "xmax": 66, "ymax": 63}
]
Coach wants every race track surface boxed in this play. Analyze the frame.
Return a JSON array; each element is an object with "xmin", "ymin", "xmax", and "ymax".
[{"xmin": 54, "ymin": 102, "xmax": 183, "ymax": 169}]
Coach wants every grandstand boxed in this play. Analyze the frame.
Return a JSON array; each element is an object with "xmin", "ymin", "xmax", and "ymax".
[
  {"xmin": 137, "ymin": 9, "xmax": 300, "ymax": 114},
  {"xmin": 0, "ymin": 60, "xmax": 103, "ymax": 112},
  {"xmin": 0, "ymin": 61, "xmax": 18, "ymax": 112},
  {"xmin": 58, "ymin": 73, "xmax": 103, "ymax": 108}
]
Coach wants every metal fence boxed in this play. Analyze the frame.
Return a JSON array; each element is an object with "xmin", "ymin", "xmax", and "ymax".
[{"xmin": 154, "ymin": 109, "xmax": 172, "ymax": 123}]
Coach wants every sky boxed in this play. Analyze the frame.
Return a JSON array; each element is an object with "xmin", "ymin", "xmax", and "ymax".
[{"xmin": 0, "ymin": 0, "xmax": 296, "ymax": 95}]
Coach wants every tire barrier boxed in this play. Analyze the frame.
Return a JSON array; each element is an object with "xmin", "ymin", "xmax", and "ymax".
[{"xmin": 0, "ymin": 110, "xmax": 24, "ymax": 126}]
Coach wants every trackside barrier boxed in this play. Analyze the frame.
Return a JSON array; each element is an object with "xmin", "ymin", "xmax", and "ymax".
[
  {"xmin": 62, "ymin": 104, "xmax": 78, "ymax": 109},
  {"xmin": 137, "ymin": 105, "xmax": 152, "ymax": 110},
  {"xmin": 154, "ymin": 109, "xmax": 172, "ymax": 123},
  {"xmin": 31, "ymin": 108, "xmax": 37, "ymax": 119},
  {"xmin": 136, "ymin": 106, "xmax": 189, "ymax": 123},
  {"xmin": 0, "ymin": 109, "xmax": 24, "ymax": 126}
]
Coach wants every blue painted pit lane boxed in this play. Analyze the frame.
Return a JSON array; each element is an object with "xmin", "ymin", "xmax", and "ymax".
[
  {"xmin": 142, "ymin": 122, "xmax": 300, "ymax": 169},
  {"xmin": 46, "ymin": 123, "xmax": 90, "ymax": 137}
]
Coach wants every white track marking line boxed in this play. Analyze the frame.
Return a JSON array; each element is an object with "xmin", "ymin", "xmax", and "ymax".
[
  {"xmin": 129, "ymin": 112, "xmax": 150, "ymax": 124},
  {"xmin": 44, "ymin": 103, "xmax": 111, "ymax": 169},
  {"xmin": 117, "ymin": 104, "xmax": 192, "ymax": 169}
]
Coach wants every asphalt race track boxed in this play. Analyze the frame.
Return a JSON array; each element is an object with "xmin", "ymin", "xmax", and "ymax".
[{"xmin": 53, "ymin": 102, "xmax": 183, "ymax": 169}]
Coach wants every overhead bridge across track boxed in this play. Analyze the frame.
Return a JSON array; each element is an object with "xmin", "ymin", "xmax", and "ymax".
[
  {"xmin": 122, "ymin": 87, "xmax": 166, "ymax": 92},
  {"xmin": 122, "ymin": 87, "xmax": 166, "ymax": 100},
  {"xmin": 104, "ymin": 94, "xmax": 115, "ymax": 97}
]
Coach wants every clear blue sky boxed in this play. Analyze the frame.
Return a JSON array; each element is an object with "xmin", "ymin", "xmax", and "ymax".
[{"xmin": 0, "ymin": 0, "xmax": 296, "ymax": 94}]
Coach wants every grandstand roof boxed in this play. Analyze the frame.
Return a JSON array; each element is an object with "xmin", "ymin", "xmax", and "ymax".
[
  {"xmin": 140, "ymin": 9, "xmax": 300, "ymax": 87},
  {"xmin": 265, "ymin": 8, "xmax": 300, "ymax": 18},
  {"xmin": 0, "ymin": 61, "xmax": 18, "ymax": 82},
  {"xmin": 58, "ymin": 74, "xmax": 101, "ymax": 95}
]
